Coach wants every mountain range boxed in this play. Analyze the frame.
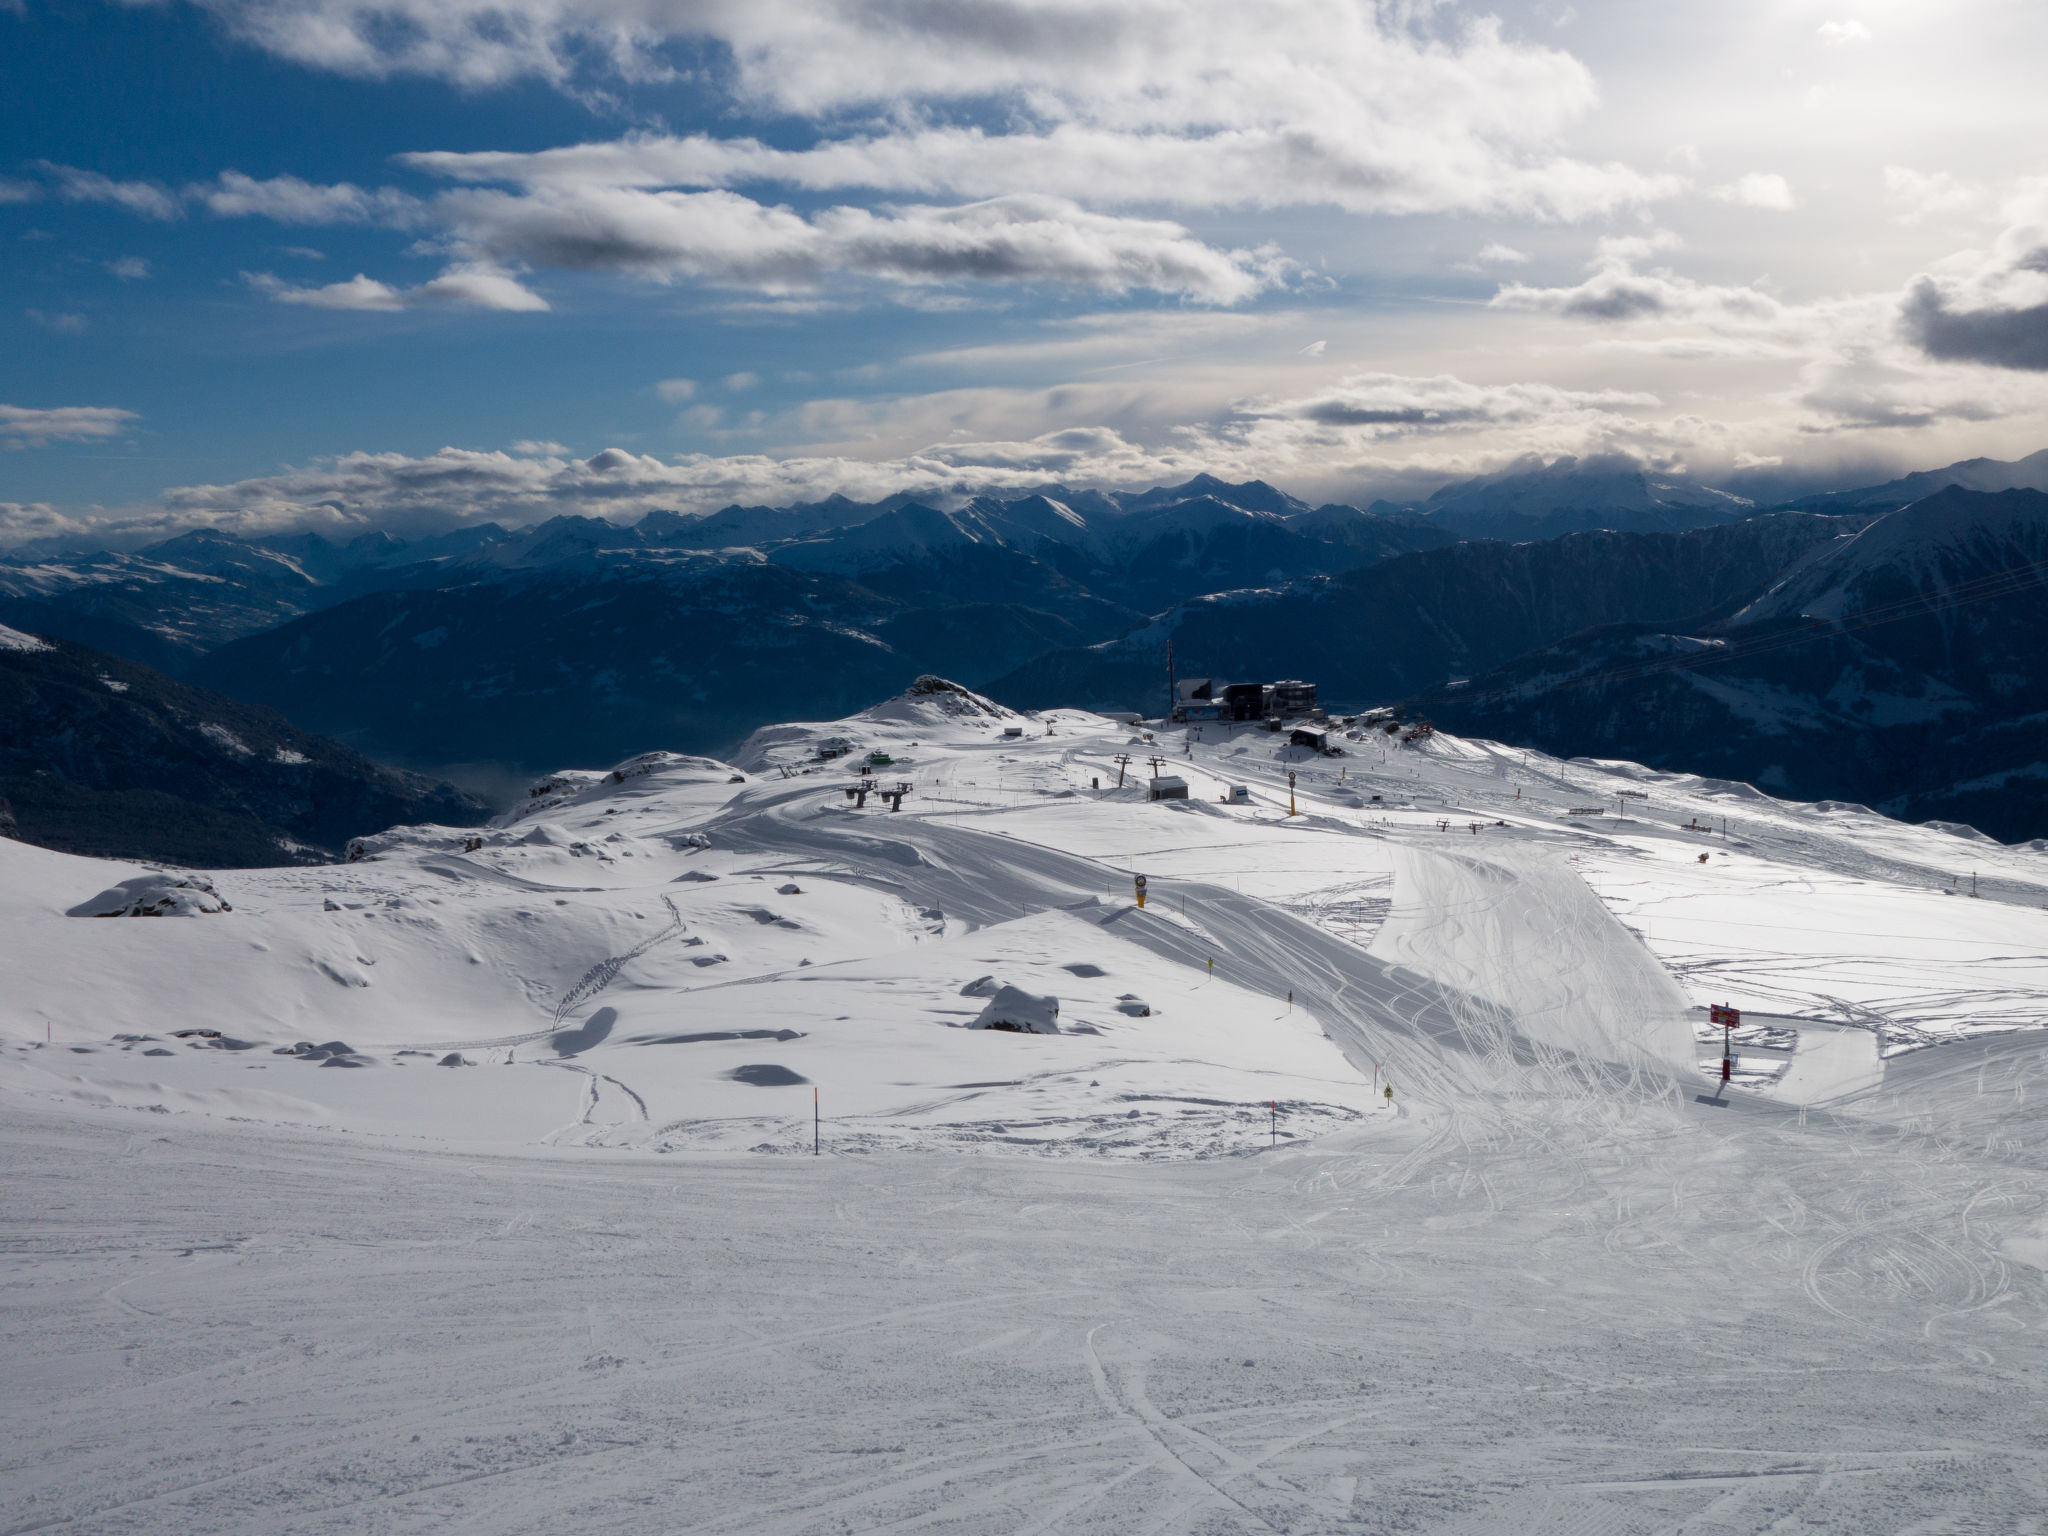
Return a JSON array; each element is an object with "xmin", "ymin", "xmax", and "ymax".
[
  {"xmin": 0, "ymin": 623, "xmax": 483, "ymax": 866},
  {"xmin": 1410, "ymin": 485, "xmax": 2048, "ymax": 843},
  {"xmin": 5, "ymin": 448, "xmax": 2048, "ymax": 847}
]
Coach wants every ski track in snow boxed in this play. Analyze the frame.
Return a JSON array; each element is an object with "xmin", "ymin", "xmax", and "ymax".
[{"xmin": 7, "ymin": 701, "xmax": 2048, "ymax": 1531}]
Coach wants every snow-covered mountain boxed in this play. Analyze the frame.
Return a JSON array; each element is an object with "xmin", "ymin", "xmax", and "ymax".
[
  {"xmin": 991, "ymin": 512, "xmax": 1849, "ymax": 722},
  {"xmin": 1414, "ymin": 486, "xmax": 2048, "ymax": 840},
  {"xmin": 1407, "ymin": 453, "xmax": 1756, "ymax": 541},
  {"xmin": 1776, "ymin": 445, "xmax": 2048, "ymax": 516}
]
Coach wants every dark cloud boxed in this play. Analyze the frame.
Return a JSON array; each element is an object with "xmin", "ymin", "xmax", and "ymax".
[{"xmin": 1901, "ymin": 273, "xmax": 2048, "ymax": 372}]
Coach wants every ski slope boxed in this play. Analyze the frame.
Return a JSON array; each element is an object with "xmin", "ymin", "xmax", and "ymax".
[{"xmin": 7, "ymin": 680, "xmax": 2048, "ymax": 1532}]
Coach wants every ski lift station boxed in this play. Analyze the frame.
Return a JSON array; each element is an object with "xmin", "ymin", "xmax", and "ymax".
[
  {"xmin": 1223, "ymin": 783, "xmax": 1251, "ymax": 804},
  {"xmin": 1172, "ymin": 676, "xmax": 1318, "ymax": 723},
  {"xmin": 1148, "ymin": 775, "xmax": 1190, "ymax": 801}
]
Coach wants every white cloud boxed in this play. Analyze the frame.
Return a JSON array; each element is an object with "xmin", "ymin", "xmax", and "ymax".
[
  {"xmin": 1298, "ymin": 340, "xmax": 1327, "ymax": 356},
  {"xmin": 1711, "ymin": 173, "xmax": 1796, "ymax": 212},
  {"xmin": 246, "ymin": 272, "xmax": 408, "ymax": 310},
  {"xmin": 196, "ymin": 170, "xmax": 423, "ymax": 225},
  {"xmin": 721, "ymin": 371, "xmax": 759, "ymax": 391},
  {"xmin": 0, "ymin": 404, "xmax": 139, "ymax": 448},
  {"xmin": 142, "ymin": 439, "xmax": 1198, "ymax": 537},
  {"xmin": 1491, "ymin": 237, "xmax": 1783, "ymax": 326},
  {"xmin": 1476, "ymin": 243, "xmax": 1530, "ymax": 265},
  {"xmin": 244, "ymin": 264, "xmax": 549, "ymax": 311},
  {"xmin": 190, "ymin": 1, "xmax": 1675, "ymax": 223},
  {"xmin": 1235, "ymin": 372, "xmax": 1658, "ymax": 435},
  {"xmin": 1883, "ymin": 166, "xmax": 1984, "ymax": 225},
  {"xmin": 25, "ymin": 309, "xmax": 90, "ymax": 335},
  {"xmin": 509, "ymin": 439, "xmax": 570, "ymax": 455},
  {"xmin": 0, "ymin": 179, "xmax": 40, "ymax": 205},
  {"xmin": 435, "ymin": 186, "xmax": 1287, "ymax": 303},
  {"xmin": 0, "ymin": 502, "xmax": 99, "ymax": 549},
  {"xmin": 654, "ymin": 377, "xmax": 697, "ymax": 402},
  {"xmin": 1816, "ymin": 20, "xmax": 1873, "ymax": 46},
  {"xmin": 105, "ymin": 256, "xmax": 152, "ymax": 281},
  {"xmin": 37, "ymin": 163, "xmax": 181, "ymax": 221}
]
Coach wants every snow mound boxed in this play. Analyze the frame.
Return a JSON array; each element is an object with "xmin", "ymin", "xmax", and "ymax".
[
  {"xmin": 67, "ymin": 873, "xmax": 232, "ymax": 917},
  {"xmin": 969, "ymin": 985, "xmax": 1061, "ymax": 1034},
  {"xmin": 503, "ymin": 753, "xmax": 742, "ymax": 824}
]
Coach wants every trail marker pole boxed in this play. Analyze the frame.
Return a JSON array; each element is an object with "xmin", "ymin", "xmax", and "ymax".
[
  {"xmin": 1288, "ymin": 771, "xmax": 1298, "ymax": 817},
  {"xmin": 1134, "ymin": 873, "xmax": 1148, "ymax": 909},
  {"xmin": 813, "ymin": 1087, "xmax": 819, "ymax": 1155},
  {"xmin": 1271, "ymin": 1100, "xmax": 1276, "ymax": 1147},
  {"xmin": 1711, "ymin": 1003, "xmax": 1739, "ymax": 1087}
]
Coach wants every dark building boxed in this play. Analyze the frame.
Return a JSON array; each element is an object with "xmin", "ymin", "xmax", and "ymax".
[
  {"xmin": 1269, "ymin": 680, "xmax": 1318, "ymax": 715},
  {"xmin": 1222, "ymin": 683, "xmax": 1266, "ymax": 722}
]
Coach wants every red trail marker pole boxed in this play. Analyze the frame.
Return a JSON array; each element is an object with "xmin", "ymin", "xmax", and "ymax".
[{"xmin": 1711, "ymin": 1003, "xmax": 1740, "ymax": 1087}]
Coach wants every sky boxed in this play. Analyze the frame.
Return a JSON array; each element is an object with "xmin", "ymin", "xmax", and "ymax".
[{"xmin": 3, "ymin": 0, "xmax": 2047, "ymax": 547}]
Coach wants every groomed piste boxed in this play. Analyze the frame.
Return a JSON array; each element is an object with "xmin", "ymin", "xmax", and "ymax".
[{"xmin": 7, "ymin": 677, "xmax": 2048, "ymax": 1532}]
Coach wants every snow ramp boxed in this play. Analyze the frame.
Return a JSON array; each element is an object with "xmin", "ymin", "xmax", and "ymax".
[
  {"xmin": 710, "ymin": 790, "xmax": 1694, "ymax": 1109},
  {"xmin": 1369, "ymin": 842, "xmax": 1696, "ymax": 1087}
]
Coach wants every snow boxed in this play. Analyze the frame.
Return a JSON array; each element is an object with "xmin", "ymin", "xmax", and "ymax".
[
  {"xmin": 8, "ymin": 687, "xmax": 2048, "ymax": 1530},
  {"xmin": 0, "ymin": 620, "xmax": 53, "ymax": 652}
]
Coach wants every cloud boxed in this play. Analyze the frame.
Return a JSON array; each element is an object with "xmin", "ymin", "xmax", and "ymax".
[
  {"xmin": 654, "ymin": 377, "xmax": 696, "ymax": 402},
  {"xmin": 141, "ymin": 436, "xmax": 1200, "ymax": 538},
  {"xmin": 1883, "ymin": 166, "xmax": 1985, "ymax": 226},
  {"xmin": 0, "ymin": 179, "xmax": 41, "ymax": 205},
  {"xmin": 721, "ymin": 371, "xmax": 759, "ymax": 391},
  {"xmin": 1476, "ymin": 243, "xmax": 1530, "ymax": 265},
  {"xmin": 435, "ymin": 186, "xmax": 1286, "ymax": 302},
  {"xmin": 1711, "ymin": 173, "xmax": 1796, "ymax": 212},
  {"xmin": 0, "ymin": 502, "xmax": 99, "ymax": 549},
  {"xmin": 509, "ymin": 439, "xmax": 569, "ymax": 455},
  {"xmin": 105, "ymin": 256, "xmax": 152, "ymax": 280},
  {"xmin": 25, "ymin": 309, "xmax": 90, "ymax": 334},
  {"xmin": 193, "ymin": 1, "xmax": 1674, "ymax": 223},
  {"xmin": 244, "ymin": 264, "xmax": 550, "ymax": 311},
  {"xmin": 1298, "ymin": 340, "xmax": 1327, "ymax": 356},
  {"xmin": 1237, "ymin": 372, "xmax": 1657, "ymax": 434},
  {"xmin": 1896, "ymin": 186, "xmax": 2048, "ymax": 371},
  {"xmin": 1815, "ymin": 20, "xmax": 1872, "ymax": 46},
  {"xmin": 1491, "ymin": 236, "xmax": 1782, "ymax": 326},
  {"xmin": 401, "ymin": 119, "xmax": 1676, "ymax": 226},
  {"xmin": 37, "ymin": 162, "xmax": 181, "ymax": 221},
  {"xmin": 0, "ymin": 404, "xmax": 139, "ymax": 448},
  {"xmin": 119, "ymin": 380, "xmax": 1746, "ymax": 544},
  {"xmin": 1795, "ymin": 350, "xmax": 2006, "ymax": 430},
  {"xmin": 196, "ymin": 170, "xmax": 423, "ymax": 225},
  {"xmin": 1900, "ymin": 279, "xmax": 2048, "ymax": 371}
]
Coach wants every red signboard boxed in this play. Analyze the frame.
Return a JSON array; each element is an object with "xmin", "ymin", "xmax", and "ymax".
[{"xmin": 1710, "ymin": 1004, "xmax": 1740, "ymax": 1027}]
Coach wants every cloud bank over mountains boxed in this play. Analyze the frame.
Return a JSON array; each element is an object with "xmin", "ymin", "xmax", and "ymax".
[{"xmin": 6, "ymin": 0, "xmax": 2048, "ymax": 538}]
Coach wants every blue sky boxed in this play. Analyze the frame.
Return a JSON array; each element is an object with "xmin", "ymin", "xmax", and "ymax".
[{"xmin": 4, "ymin": 0, "xmax": 2047, "ymax": 546}]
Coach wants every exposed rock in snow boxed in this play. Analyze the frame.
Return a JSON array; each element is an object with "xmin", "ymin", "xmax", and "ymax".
[
  {"xmin": 66, "ymin": 872, "xmax": 231, "ymax": 917},
  {"xmin": 970, "ymin": 985, "xmax": 1061, "ymax": 1034}
]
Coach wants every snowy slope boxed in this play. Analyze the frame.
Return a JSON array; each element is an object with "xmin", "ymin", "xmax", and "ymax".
[
  {"xmin": 11, "ymin": 680, "xmax": 2048, "ymax": 1533},
  {"xmin": 9, "ymin": 677, "xmax": 2046, "ymax": 1156}
]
